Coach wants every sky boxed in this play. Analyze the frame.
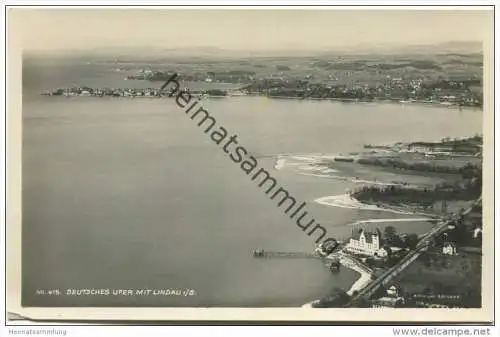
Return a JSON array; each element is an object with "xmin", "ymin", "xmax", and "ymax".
[{"xmin": 10, "ymin": 9, "xmax": 493, "ymax": 52}]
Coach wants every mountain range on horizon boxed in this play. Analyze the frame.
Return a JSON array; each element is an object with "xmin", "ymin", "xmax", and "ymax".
[{"xmin": 26, "ymin": 40, "xmax": 483, "ymax": 59}]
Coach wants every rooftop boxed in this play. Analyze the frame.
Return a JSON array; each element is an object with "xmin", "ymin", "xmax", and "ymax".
[{"xmin": 351, "ymin": 228, "xmax": 381, "ymax": 244}]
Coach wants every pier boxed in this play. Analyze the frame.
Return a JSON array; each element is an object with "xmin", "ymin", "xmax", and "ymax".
[
  {"xmin": 253, "ymin": 250, "xmax": 323, "ymax": 259},
  {"xmin": 253, "ymin": 249, "xmax": 342, "ymax": 273}
]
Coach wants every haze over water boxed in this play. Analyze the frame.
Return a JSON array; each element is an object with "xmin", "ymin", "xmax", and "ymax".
[{"xmin": 22, "ymin": 61, "xmax": 482, "ymax": 307}]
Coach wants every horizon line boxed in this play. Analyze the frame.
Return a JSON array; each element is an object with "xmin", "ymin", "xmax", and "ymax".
[{"xmin": 23, "ymin": 40, "xmax": 483, "ymax": 54}]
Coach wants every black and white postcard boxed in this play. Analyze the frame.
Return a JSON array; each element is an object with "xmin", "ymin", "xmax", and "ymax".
[{"xmin": 5, "ymin": 7, "xmax": 495, "ymax": 323}]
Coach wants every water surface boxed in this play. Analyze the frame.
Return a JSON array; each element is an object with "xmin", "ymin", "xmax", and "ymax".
[{"xmin": 22, "ymin": 61, "xmax": 482, "ymax": 307}]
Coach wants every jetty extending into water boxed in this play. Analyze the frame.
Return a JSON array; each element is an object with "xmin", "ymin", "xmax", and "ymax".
[
  {"xmin": 253, "ymin": 249, "xmax": 322, "ymax": 259},
  {"xmin": 252, "ymin": 249, "xmax": 343, "ymax": 274}
]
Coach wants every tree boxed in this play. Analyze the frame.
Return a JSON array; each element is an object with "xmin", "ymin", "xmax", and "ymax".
[
  {"xmin": 383, "ymin": 226, "xmax": 398, "ymax": 246},
  {"xmin": 313, "ymin": 288, "xmax": 350, "ymax": 308},
  {"xmin": 403, "ymin": 234, "xmax": 420, "ymax": 250}
]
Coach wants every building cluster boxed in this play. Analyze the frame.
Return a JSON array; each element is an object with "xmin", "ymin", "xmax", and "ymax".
[
  {"xmin": 41, "ymin": 87, "xmax": 228, "ymax": 98},
  {"xmin": 357, "ymin": 200, "xmax": 483, "ymax": 308},
  {"xmin": 102, "ymin": 62, "xmax": 484, "ymax": 106},
  {"xmin": 371, "ymin": 285, "xmax": 405, "ymax": 308},
  {"xmin": 117, "ymin": 56, "xmax": 482, "ymax": 107},
  {"xmin": 42, "ymin": 87, "xmax": 164, "ymax": 97},
  {"xmin": 241, "ymin": 77, "xmax": 482, "ymax": 107}
]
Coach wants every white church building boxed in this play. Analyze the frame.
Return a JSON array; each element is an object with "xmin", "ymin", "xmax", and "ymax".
[{"xmin": 345, "ymin": 228, "xmax": 387, "ymax": 257}]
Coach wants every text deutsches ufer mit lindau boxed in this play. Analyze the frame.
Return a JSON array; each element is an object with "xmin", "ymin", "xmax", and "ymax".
[{"xmin": 36, "ymin": 288, "xmax": 197, "ymax": 296}]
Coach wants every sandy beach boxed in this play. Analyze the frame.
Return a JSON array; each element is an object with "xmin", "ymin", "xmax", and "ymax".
[
  {"xmin": 274, "ymin": 154, "xmax": 427, "ymax": 189},
  {"xmin": 314, "ymin": 193, "xmax": 422, "ymax": 215}
]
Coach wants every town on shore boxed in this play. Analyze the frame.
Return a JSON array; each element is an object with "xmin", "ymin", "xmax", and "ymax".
[
  {"xmin": 40, "ymin": 50, "xmax": 483, "ymax": 108},
  {"xmin": 301, "ymin": 135, "xmax": 483, "ymax": 308},
  {"xmin": 41, "ymin": 86, "xmax": 230, "ymax": 99},
  {"xmin": 40, "ymin": 78, "xmax": 482, "ymax": 108}
]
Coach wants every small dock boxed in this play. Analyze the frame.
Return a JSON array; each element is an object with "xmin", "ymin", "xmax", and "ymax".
[
  {"xmin": 253, "ymin": 249, "xmax": 341, "ymax": 273},
  {"xmin": 253, "ymin": 250, "xmax": 322, "ymax": 259}
]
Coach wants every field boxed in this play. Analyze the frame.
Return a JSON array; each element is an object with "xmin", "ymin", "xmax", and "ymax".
[
  {"xmin": 393, "ymin": 251, "xmax": 481, "ymax": 307},
  {"xmin": 32, "ymin": 47, "xmax": 483, "ymax": 90},
  {"xmin": 133, "ymin": 52, "xmax": 483, "ymax": 89}
]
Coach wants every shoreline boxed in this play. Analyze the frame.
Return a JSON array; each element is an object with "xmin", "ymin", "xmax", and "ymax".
[
  {"xmin": 283, "ymin": 153, "xmax": 444, "ymax": 307},
  {"xmin": 301, "ymin": 194, "xmax": 434, "ymax": 308},
  {"xmin": 250, "ymin": 94, "xmax": 481, "ymax": 110},
  {"xmin": 315, "ymin": 194, "xmax": 438, "ymax": 219},
  {"xmin": 315, "ymin": 194, "xmax": 429, "ymax": 216},
  {"xmin": 301, "ymin": 253, "xmax": 373, "ymax": 308},
  {"xmin": 39, "ymin": 90, "xmax": 482, "ymax": 110}
]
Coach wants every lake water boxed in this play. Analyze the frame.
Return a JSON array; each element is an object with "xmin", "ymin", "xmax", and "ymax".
[{"xmin": 22, "ymin": 61, "xmax": 482, "ymax": 307}]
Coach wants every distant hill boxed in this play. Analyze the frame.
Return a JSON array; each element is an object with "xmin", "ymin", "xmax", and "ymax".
[
  {"xmin": 25, "ymin": 41, "xmax": 483, "ymax": 60},
  {"xmin": 317, "ymin": 41, "xmax": 482, "ymax": 56},
  {"xmin": 389, "ymin": 41, "xmax": 482, "ymax": 55}
]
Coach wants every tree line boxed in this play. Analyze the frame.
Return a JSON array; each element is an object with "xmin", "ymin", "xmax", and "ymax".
[
  {"xmin": 351, "ymin": 174, "xmax": 481, "ymax": 206},
  {"xmin": 356, "ymin": 158, "xmax": 480, "ymax": 179}
]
